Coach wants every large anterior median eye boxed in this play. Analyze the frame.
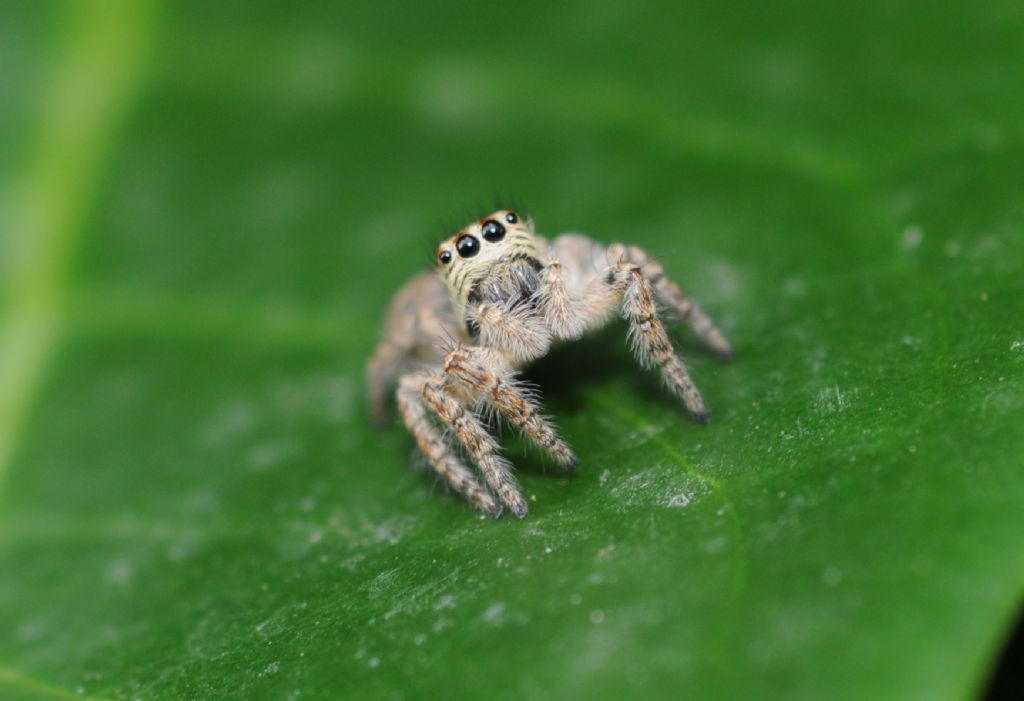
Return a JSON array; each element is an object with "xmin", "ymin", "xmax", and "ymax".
[
  {"xmin": 456, "ymin": 235, "xmax": 480, "ymax": 258},
  {"xmin": 481, "ymin": 220, "xmax": 505, "ymax": 242}
]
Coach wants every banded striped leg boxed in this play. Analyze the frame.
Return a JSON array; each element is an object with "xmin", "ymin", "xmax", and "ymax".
[
  {"xmin": 587, "ymin": 261, "xmax": 709, "ymax": 421},
  {"xmin": 609, "ymin": 243, "xmax": 733, "ymax": 359},
  {"xmin": 442, "ymin": 346, "xmax": 578, "ymax": 469},
  {"xmin": 396, "ymin": 373, "xmax": 501, "ymax": 517},
  {"xmin": 421, "ymin": 376, "xmax": 529, "ymax": 518}
]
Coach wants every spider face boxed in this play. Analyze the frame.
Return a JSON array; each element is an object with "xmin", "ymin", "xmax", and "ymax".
[
  {"xmin": 436, "ymin": 210, "xmax": 526, "ymax": 268},
  {"xmin": 436, "ymin": 210, "xmax": 543, "ymax": 314}
]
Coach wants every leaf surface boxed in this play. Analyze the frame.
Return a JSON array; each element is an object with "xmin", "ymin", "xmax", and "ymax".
[{"xmin": 1, "ymin": 2, "xmax": 1023, "ymax": 700}]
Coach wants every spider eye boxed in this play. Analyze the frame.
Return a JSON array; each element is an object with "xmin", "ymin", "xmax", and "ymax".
[
  {"xmin": 505, "ymin": 211, "xmax": 518, "ymax": 224},
  {"xmin": 439, "ymin": 250, "xmax": 452, "ymax": 265},
  {"xmin": 481, "ymin": 220, "xmax": 505, "ymax": 242},
  {"xmin": 456, "ymin": 235, "xmax": 480, "ymax": 258}
]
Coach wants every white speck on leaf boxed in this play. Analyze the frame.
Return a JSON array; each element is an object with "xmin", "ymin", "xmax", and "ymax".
[
  {"xmin": 707, "ymin": 261, "xmax": 741, "ymax": 300},
  {"xmin": 247, "ymin": 440, "xmax": 299, "ymax": 471},
  {"xmin": 667, "ymin": 492, "xmax": 692, "ymax": 508},
  {"xmin": 433, "ymin": 594, "xmax": 456, "ymax": 611},
  {"xmin": 814, "ymin": 385, "xmax": 854, "ymax": 414},
  {"xmin": 196, "ymin": 401, "xmax": 256, "ymax": 448},
  {"xmin": 704, "ymin": 536, "xmax": 728, "ymax": 554},
  {"xmin": 105, "ymin": 559, "xmax": 133, "ymax": 585},
  {"xmin": 368, "ymin": 568, "xmax": 399, "ymax": 598},
  {"xmin": 782, "ymin": 276, "xmax": 806, "ymax": 297},
  {"xmin": 823, "ymin": 567, "xmax": 844, "ymax": 587},
  {"xmin": 609, "ymin": 466, "xmax": 707, "ymax": 512},
  {"xmin": 626, "ymin": 424, "xmax": 661, "ymax": 443},
  {"xmin": 901, "ymin": 224, "xmax": 923, "ymax": 249},
  {"xmin": 483, "ymin": 602, "xmax": 507, "ymax": 625}
]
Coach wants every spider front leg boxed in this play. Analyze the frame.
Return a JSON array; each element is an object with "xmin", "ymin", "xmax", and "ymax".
[
  {"xmin": 586, "ymin": 261, "xmax": 710, "ymax": 421},
  {"xmin": 396, "ymin": 372, "xmax": 501, "ymax": 517},
  {"xmin": 420, "ymin": 372, "xmax": 529, "ymax": 517},
  {"xmin": 441, "ymin": 346, "xmax": 577, "ymax": 469},
  {"xmin": 608, "ymin": 243, "xmax": 733, "ymax": 359}
]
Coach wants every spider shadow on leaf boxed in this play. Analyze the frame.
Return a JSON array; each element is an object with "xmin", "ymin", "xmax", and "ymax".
[
  {"xmin": 503, "ymin": 322, "xmax": 711, "ymax": 476},
  {"xmin": 521, "ymin": 321, "xmax": 696, "ymax": 416}
]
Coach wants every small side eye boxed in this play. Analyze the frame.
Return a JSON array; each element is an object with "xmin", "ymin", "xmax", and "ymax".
[
  {"xmin": 482, "ymin": 220, "xmax": 505, "ymax": 242},
  {"xmin": 439, "ymin": 250, "xmax": 452, "ymax": 264},
  {"xmin": 456, "ymin": 235, "xmax": 480, "ymax": 258},
  {"xmin": 505, "ymin": 211, "xmax": 518, "ymax": 224}
]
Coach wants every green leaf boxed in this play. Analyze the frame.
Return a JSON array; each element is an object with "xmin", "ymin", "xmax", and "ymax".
[{"xmin": 2, "ymin": 2, "xmax": 1023, "ymax": 700}]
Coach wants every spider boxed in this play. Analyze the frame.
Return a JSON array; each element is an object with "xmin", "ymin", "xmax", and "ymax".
[{"xmin": 367, "ymin": 209, "xmax": 732, "ymax": 518}]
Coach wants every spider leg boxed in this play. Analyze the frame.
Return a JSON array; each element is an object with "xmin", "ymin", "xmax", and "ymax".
[
  {"xmin": 366, "ymin": 272, "xmax": 457, "ymax": 428},
  {"xmin": 468, "ymin": 302, "xmax": 549, "ymax": 365},
  {"xmin": 442, "ymin": 346, "xmax": 578, "ymax": 469},
  {"xmin": 608, "ymin": 243, "xmax": 733, "ymax": 359},
  {"xmin": 421, "ymin": 372, "xmax": 530, "ymax": 518},
  {"xmin": 367, "ymin": 340, "xmax": 403, "ymax": 428},
  {"xmin": 539, "ymin": 259, "xmax": 587, "ymax": 340},
  {"xmin": 396, "ymin": 372, "xmax": 501, "ymax": 517},
  {"xmin": 584, "ymin": 261, "xmax": 710, "ymax": 421}
]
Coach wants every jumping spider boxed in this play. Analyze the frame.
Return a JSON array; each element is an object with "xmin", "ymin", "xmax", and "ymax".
[{"xmin": 367, "ymin": 210, "xmax": 732, "ymax": 518}]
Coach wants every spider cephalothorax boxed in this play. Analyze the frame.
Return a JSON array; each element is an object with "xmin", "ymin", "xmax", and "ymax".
[{"xmin": 368, "ymin": 209, "xmax": 732, "ymax": 517}]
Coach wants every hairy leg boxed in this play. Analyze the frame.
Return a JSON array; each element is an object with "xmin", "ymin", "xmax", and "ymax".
[
  {"xmin": 367, "ymin": 271, "xmax": 458, "ymax": 428},
  {"xmin": 583, "ymin": 261, "xmax": 709, "ymax": 420},
  {"xmin": 367, "ymin": 340, "xmax": 403, "ymax": 428},
  {"xmin": 467, "ymin": 302, "xmax": 550, "ymax": 365},
  {"xmin": 396, "ymin": 373, "xmax": 500, "ymax": 516},
  {"xmin": 442, "ymin": 346, "xmax": 577, "ymax": 468},
  {"xmin": 421, "ymin": 375, "xmax": 529, "ymax": 517},
  {"xmin": 539, "ymin": 259, "xmax": 587, "ymax": 340},
  {"xmin": 608, "ymin": 243, "xmax": 733, "ymax": 359}
]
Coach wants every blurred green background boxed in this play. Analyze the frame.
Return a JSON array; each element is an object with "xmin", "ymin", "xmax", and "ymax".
[{"xmin": 2, "ymin": 1, "xmax": 1023, "ymax": 700}]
